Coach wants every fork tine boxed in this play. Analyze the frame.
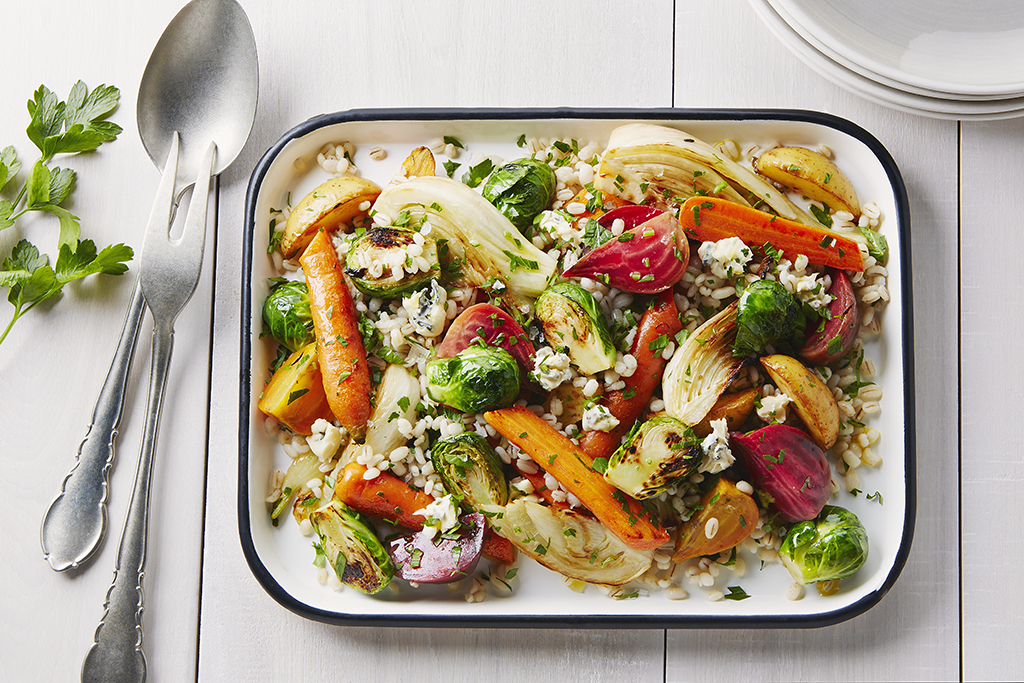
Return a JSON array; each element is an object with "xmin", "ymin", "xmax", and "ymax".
[
  {"xmin": 179, "ymin": 141, "xmax": 218, "ymax": 256},
  {"xmin": 143, "ymin": 131, "xmax": 179, "ymax": 246}
]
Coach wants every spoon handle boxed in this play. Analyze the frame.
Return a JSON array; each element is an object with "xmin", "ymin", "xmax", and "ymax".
[
  {"xmin": 81, "ymin": 317, "xmax": 174, "ymax": 683},
  {"xmin": 40, "ymin": 281, "xmax": 146, "ymax": 572}
]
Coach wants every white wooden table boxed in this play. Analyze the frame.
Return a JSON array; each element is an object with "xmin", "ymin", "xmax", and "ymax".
[{"xmin": 0, "ymin": 1, "xmax": 1015, "ymax": 680}]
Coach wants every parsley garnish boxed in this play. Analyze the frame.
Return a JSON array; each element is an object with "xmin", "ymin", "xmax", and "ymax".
[{"xmin": 1, "ymin": 82, "xmax": 132, "ymax": 348}]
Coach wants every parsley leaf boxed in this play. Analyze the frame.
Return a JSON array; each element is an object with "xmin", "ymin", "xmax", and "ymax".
[
  {"xmin": 580, "ymin": 217, "xmax": 613, "ymax": 252},
  {"xmin": 27, "ymin": 82, "xmax": 122, "ymax": 160}
]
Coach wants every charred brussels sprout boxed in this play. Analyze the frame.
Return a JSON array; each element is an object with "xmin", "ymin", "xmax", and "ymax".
[
  {"xmin": 425, "ymin": 345, "xmax": 521, "ymax": 413},
  {"xmin": 262, "ymin": 280, "xmax": 315, "ymax": 352},
  {"xmin": 481, "ymin": 158, "xmax": 557, "ymax": 229},
  {"xmin": 535, "ymin": 282, "xmax": 616, "ymax": 375},
  {"xmin": 308, "ymin": 499, "xmax": 394, "ymax": 594},
  {"xmin": 433, "ymin": 432, "xmax": 509, "ymax": 510},
  {"xmin": 344, "ymin": 226, "xmax": 439, "ymax": 298},
  {"xmin": 732, "ymin": 279, "xmax": 806, "ymax": 357},
  {"xmin": 779, "ymin": 505, "xmax": 869, "ymax": 585},
  {"xmin": 604, "ymin": 416, "xmax": 703, "ymax": 499}
]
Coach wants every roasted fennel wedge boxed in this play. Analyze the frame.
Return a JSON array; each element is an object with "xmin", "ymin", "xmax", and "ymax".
[
  {"xmin": 482, "ymin": 500, "xmax": 654, "ymax": 586},
  {"xmin": 662, "ymin": 302, "xmax": 745, "ymax": 426},
  {"xmin": 594, "ymin": 123, "xmax": 817, "ymax": 225}
]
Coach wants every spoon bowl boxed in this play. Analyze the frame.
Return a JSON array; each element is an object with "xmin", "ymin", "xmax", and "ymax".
[{"xmin": 137, "ymin": 0, "xmax": 258, "ymax": 201}]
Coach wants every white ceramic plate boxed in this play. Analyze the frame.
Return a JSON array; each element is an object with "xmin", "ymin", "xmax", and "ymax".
[
  {"xmin": 775, "ymin": 0, "xmax": 1024, "ymax": 96},
  {"xmin": 766, "ymin": 0, "xmax": 1024, "ymax": 102},
  {"xmin": 749, "ymin": 0, "xmax": 1024, "ymax": 120},
  {"xmin": 239, "ymin": 109, "xmax": 914, "ymax": 627}
]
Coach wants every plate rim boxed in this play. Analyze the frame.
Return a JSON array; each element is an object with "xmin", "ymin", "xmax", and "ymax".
[{"xmin": 238, "ymin": 106, "xmax": 917, "ymax": 629}]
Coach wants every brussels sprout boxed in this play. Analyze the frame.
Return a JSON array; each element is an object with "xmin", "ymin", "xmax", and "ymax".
[
  {"xmin": 779, "ymin": 505, "xmax": 869, "ymax": 585},
  {"xmin": 433, "ymin": 432, "xmax": 509, "ymax": 510},
  {"xmin": 262, "ymin": 280, "xmax": 315, "ymax": 352},
  {"xmin": 604, "ymin": 416, "xmax": 703, "ymax": 499},
  {"xmin": 425, "ymin": 345, "xmax": 521, "ymax": 413},
  {"xmin": 344, "ymin": 226, "xmax": 439, "ymax": 297},
  {"xmin": 732, "ymin": 279, "xmax": 806, "ymax": 357},
  {"xmin": 481, "ymin": 158, "xmax": 557, "ymax": 229},
  {"xmin": 305, "ymin": 498, "xmax": 395, "ymax": 594},
  {"xmin": 535, "ymin": 282, "xmax": 616, "ymax": 375}
]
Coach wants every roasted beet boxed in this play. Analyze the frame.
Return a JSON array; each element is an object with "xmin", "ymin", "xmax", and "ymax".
[
  {"xmin": 800, "ymin": 269, "xmax": 858, "ymax": 365},
  {"xmin": 562, "ymin": 210, "xmax": 689, "ymax": 294},
  {"xmin": 730, "ymin": 424, "xmax": 831, "ymax": 523},
  {"xmin": 386, "ymin": 512, "xmax": 485, "ymax": 583},
  {"xmin": 435, "ymin": 303, "xmax": 535, "ymax": 373}
]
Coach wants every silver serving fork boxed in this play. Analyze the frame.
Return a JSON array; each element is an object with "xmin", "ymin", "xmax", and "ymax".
[{"xmin": 81, "ymin": 132, "xmax": 215, "ymax": 683}]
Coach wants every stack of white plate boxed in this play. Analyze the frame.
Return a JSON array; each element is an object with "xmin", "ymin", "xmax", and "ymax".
[{"xmin": 748, "ymin": 0, "xmax": 1024, "ymax": 119}]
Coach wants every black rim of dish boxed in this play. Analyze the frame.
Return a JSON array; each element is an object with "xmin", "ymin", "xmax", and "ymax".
[{"xmin": 238, "ymin": 107, "xmax": 916, "ymax": 628}]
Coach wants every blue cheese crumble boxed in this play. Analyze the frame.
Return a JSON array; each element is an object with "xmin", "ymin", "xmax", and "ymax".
[
  {"xmin": 699, "ymin": 418, "xmax": 735, "ymax": 474},
  {"xmin": 402, "ymin": 280, "xmax": 447, "ymax": 337},
  {"xmin": 697, "ymin": 237, "xmax": 752, "ymax": 279},
  {"xmin": 582, "ymin": 403, "xmax": 620, "ymax": 432},
  {"xmin": 530, "ymin": 346, "xmax": 574, "ymax": 391},
  {"xmin": 414, "ymin": 493, "xmax": 460, "ymax": 540}
]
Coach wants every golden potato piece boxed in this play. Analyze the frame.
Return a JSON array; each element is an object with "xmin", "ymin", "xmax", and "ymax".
[
  {"xmin": 759, "ymin": 354, "xmax": 840, "ymax": 450},
  {"xmin": 402, "ymin": 146, "xmax": 436, "ymax": 179},
  {"xmin": 692, "ymin": 387, "xmax": 758, "ymax": 437},
  {"xmin": 755, "ymin": 146, "xmax": 860, "ymax": 218},
  {"xmin": 280, "ymin": 175, "xmax": 381, "ymax": 258},
  {"xmin": 672, "ymin": 478, "xmax": 758, "ymax": 563}
]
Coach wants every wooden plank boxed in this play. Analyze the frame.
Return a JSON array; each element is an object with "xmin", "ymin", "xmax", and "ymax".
[
  {"xmin": 199, "ymin": 1, "xmax": 674, "ymax": 681},
  {"xmin": 0, "ymin": 3, "xmax": 212, "ymax": 682},
  {"xmin": 665, "ymin": 1, "xmax": 960, "ymax": 680},
  {"xmin": 960, "ymin": 117, "xmax": 1024, "ymax": 683}
]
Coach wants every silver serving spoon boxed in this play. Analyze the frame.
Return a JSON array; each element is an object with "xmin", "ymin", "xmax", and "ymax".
[{"xmin": 40, "ymin": 0, "xmax": 258, "ymax": 575}]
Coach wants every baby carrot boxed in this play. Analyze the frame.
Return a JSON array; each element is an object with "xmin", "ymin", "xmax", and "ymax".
[
  {"xmin": 485, "ymin": 406, "xmax": 669, "ymax": 551},
  {"xmin": 679, "ymin": 196, "xmax": 864, "ymax": 271},
  {"xmin": 578, "ymin": 290, "xmax": 682, "ymax": 461},
  {"xmin": 300, "ymin": 229, "xmax": 371, "ymax": 438}
]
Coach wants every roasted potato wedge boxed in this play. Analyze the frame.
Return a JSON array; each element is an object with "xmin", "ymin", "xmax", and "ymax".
[
  {"xmin": 755, "ymin": 146, "xmax": 860, "ymax": 218},
  {"xmin": 280, "ymin": 175, "xmax": 381, "ymax": 258},
  {"xmin": 760, "ymin": 354, "xmax": 840, "ymax": 450},
  {"xmin": 692, "ymin": 387, "xmax": 759, "ymax": 437}
]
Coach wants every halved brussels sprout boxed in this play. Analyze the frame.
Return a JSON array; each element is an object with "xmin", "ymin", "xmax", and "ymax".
[
  {"xmin": 535, "ymin": 282, "xmax": 616, "ymax": 375},
  {"xmin": 481, "ymin": 158, "xmax": 557, "ymax": 229},
  {"xmin": 269, "ymin": 453, "xmax": 323, "ymax": 520},
  {"xmin": 779, "ymin": 505, "xmax": 869, "ymax": 585},
  {"xmin": 482, "ymin": 499, "xmax": 654, "ymax": 586},
  {"xmin": 306, "ymin": 498, "xmax": 395, "ymax": 594},
  {"xmin": 262, "ymin": 280, "xmax": 314, "ymax": 352},
  {"xmin": 733, "ymin": 279, "xmax": 807, "ymax": 358},
  {"xmin": 344, "ymin": 226, "xmax": 439, "ymax": 297},
  {"xmin": 425, "ymin": 345, "xmax": 522, "ymax": 413},
  {"xmin": 433, "ymin": 432, "xmax": 509, "ymax": 510},
  {"xmin": 604, "ymin": 416, "xmax": 703, "ymax": 499}
]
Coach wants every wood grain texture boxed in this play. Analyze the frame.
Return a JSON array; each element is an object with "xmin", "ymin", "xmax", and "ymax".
[
  {"xmin": 199, "ymin": 1, "xmax": 673, "ymax": 681},
  {"xmin": 0, "ymin": 3, "xmax": 213, "ymax": 681},
  {"xmin": 960, "ymin": 117, "xmax": 1024, "ymax": 683},
  {"xmin": 665, "ymin": 2, "xmax": 960, "ymax": 681}
]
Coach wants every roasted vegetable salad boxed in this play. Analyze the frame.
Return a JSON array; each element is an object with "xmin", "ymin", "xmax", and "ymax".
[{"xmin": 258, "ymin": 125, "xmax": 890, "ymax": 603}]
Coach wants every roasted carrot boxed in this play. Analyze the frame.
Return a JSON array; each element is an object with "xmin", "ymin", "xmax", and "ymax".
[
  {"xmin": 481, "ymin": 528, "xmax": 517, "ymax": 565},
  {"xmin": 300, "ymin": 229, "xmax": 372, "ymax": 438},
  {"xmin": 485, "ymin": 406, "xmax": 669, "ymax": 551},
  {"xmin": 578, "ymin": 290, "xmax": 683, "ymax": 461},
  {"xmin": 678, "ymin": 196, "xmax": 864, "ymax": 271},
  {"xmin": 334, "ymin": 461, "xmax": 434, "ymax": 530}
]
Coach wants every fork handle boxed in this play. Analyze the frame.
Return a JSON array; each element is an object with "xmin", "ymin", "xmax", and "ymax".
[
  {"xmin": 82, "ymin": 317, "xmax": 174, "ymax": 683},
  {"xmin": 40, "ymin": 280, "xmax": 146, "ymax": 572}
]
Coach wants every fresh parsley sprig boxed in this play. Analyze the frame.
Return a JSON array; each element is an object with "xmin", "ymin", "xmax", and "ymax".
[{"xmin": 0, "ymin": 81, "xmax": 132, "ymax": 348}]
